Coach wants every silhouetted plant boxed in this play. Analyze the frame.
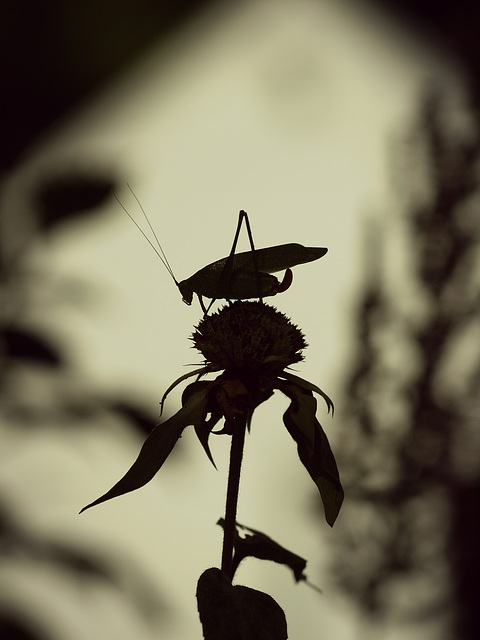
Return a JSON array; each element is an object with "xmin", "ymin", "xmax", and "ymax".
[{"xmin": 82, "ymin": 286, "xmax": 343, "ymax": 637}]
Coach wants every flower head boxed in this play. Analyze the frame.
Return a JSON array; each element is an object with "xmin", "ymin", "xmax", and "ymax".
[
  {"xmin": 81, "ymin": 301, "xmax": 343, "ymax": 526},
  {"xmin": 192, "ymin": 301, "xmax": 306, "ymax": 373}
]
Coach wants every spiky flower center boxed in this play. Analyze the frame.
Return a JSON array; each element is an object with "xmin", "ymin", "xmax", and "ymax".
[{"xmin": 192, "ymin": 301, "xmax": 306, "ymax": 375}]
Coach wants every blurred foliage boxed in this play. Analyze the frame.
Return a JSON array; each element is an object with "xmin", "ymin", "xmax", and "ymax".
[
  {"xmin": 0, "ymin": 614, "xmax": 49, "ymax": 640},
  {"xmin": 36, "ymin": 173, "xmax": 115, "ymax": 230},
  {"xmin": 331, "ymin": 88, "xmax": 480, "ymax": 639},
  {"xmin": 1, "ymin": 0, "xmax": 213, "ymax": 171},
  {"xmin": 0, "ymin": 171, "xmax": 166, "ymax": 637},
  {"xmin": 370, "ymin": 0, "xmax": 480, "ymax": 103}
]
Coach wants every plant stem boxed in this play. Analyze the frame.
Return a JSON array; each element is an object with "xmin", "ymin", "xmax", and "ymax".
[{"xmin": 221, "ymin": 417, "xmax": 247, "ymax": 579}]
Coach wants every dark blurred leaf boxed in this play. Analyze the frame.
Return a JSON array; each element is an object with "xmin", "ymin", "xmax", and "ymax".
[
  {"xmin": 44, "ymin": 543, "xmax": 117, "ymax": 580},
  {"xmin": 0, "ymin": 614, "xmax": 47, "ymax": 640},
  {"xmin": 110, "ymin": 400, "xmax": 159, "ymax": 437},
  {"xmin": 0, "ymin": 498, "xmax": 112, "ymax": 580},
  {"xmin": 196, "ymin": 568, "xmax": 287, "ymax": 640},
  {"xmin": 217, "ymin": 519, "xmax": 307, "ymax": 582},
  {"xmin": 42, "ymin": 540, "xmax": 168, "ymax": 617},
  {"xmin": 0, "ymin": 501, "xmax": 16, "ymax": 542},
  {"xmin": 35, "ymin": 173, "xmax": 115, "ymax": 229},
  {"xmin": 279, "ymin": 381, "xmax": 343, "ymax": 527},
  {"xmin": 1, "ymin": 326, "xmax": 62, "ymax": 366}
]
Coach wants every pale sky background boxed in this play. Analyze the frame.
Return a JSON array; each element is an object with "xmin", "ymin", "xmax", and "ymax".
[{"xmin": 0, "ymin": 0, "xmax": 466, "ymax": 639}]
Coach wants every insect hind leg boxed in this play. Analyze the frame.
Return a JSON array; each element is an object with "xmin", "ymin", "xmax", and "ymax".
[{"xmin": 221, "ymin": 210, "xmax": 263, "ymax": 303}]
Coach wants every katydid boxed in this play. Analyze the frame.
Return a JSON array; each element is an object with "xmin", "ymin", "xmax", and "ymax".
[{"xmin": 119, "ymin": 194, "xmax": 327, "ymax": 313}]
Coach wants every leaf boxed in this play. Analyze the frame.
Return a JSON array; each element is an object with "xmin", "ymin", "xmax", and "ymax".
[
  {"xmin": 279, "ymin": 371, "xmax": 334, "ymax": 415},
  {"xmin": 194, "ymin": 416, "xmax": 221, "ymax": 468},
  {"xmin": 278, "ymin": 381, "xmax": 343, "ymax": 526},
  {"xmin": 183, "ymin": 380, "xmax": 223, "ymax": 468},
  {"xmin": 159, "ymin": 364, "xmax": 220, "ymax": 415},
  {"xmin": 217, "ymin": 519, "xmax": 307, "ymax": 582},
  {"xmin": 196, "ymin": 568, "xmax": 287, "ymax": 640},
  {"xmin": 0, "ymin": 614, "xmax": 47, "ymax": 640},
  {"xmin": 1, "ymin": 326, "xmax": 62, "ymax": 366},
  {"xmin": 36, "ymin": 173, "xmax": 115, "ymax": 229},
  {"xmin": 80, "ymin": 388, "xmax": 208, "ymax": 513}
]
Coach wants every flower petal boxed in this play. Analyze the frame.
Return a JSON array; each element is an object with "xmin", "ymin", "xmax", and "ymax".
[
  {"xmin": 182, "ymin": 380, "xmax": 222, "ymax": 468},
  {"xmin": 278, "ymin": 381, "xmax": 343, "ymax": 526},
  {"xmin": 160, "ymin": 364, "xmax": 220, "ymax": 414},
  {"xmin": 80, "ymin": 388, "xmax": 209, "ymax": 513},
  {"xmin": 279, "ymin": 371, "xmax": 334, "ymax": 415}
]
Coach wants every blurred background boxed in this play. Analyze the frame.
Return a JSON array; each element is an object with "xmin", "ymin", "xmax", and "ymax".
[{"xmin": 1, "ymin": 0, "xmax": 479, "ymax": 638}]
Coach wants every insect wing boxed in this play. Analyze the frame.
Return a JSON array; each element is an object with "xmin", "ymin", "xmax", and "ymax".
[
  {"xmin": 252, "ymin": 243, "xmax": 327, "ymax": 273},
  {"xmin": 202, "ymin": 243, "xmax": 327, "ymax": 277}
]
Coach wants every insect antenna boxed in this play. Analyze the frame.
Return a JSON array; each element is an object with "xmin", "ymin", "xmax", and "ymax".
[{"xmin": 115, "ymin": 185, "xmax": 178, "ymax": 285}]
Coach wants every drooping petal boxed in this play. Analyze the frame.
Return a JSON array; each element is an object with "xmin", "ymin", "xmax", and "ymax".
[
  {"xmin": 80, "ymin": 388, "xmax": 209, "ymax": 513},
  {"xmin": 182, "ymin": 380, "xmax": 222, "ymax": 468},
  {"xmin": 279, "ymin": 371, "xmax": 334, "ymax": 415},
  {"xmin": 277, "ymin": 381, "xmax": 343, "ymax": 526},
  {"xmin": 194, "ymin": 418, "xmax": 220, "ymax": 468},
  {"xmin": 159, "ymin": 363, "xmax": 221, "ymax": 414}
]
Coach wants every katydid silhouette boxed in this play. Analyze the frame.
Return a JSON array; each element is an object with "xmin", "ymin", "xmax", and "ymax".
[{"xmin": 120, "ymin": 194, "xmax": 327, "ymax": 313}]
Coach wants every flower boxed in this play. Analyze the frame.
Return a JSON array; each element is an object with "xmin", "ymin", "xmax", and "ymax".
[
  {"xmin": 192, "ymin": 301, "xmax": 306, "ymax": 372},
  {"xmin": 81, "ymin": 302, "xmax": 343, "ymax": 526}
]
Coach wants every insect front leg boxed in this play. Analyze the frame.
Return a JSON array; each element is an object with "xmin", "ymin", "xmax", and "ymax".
[
  {"xmin": 198, "ymin": 293, "xmax": 216, "ymax": 316},
  {"xmin": 197, "ymin": 293, "xmax": 209, "ymax": 315}
]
